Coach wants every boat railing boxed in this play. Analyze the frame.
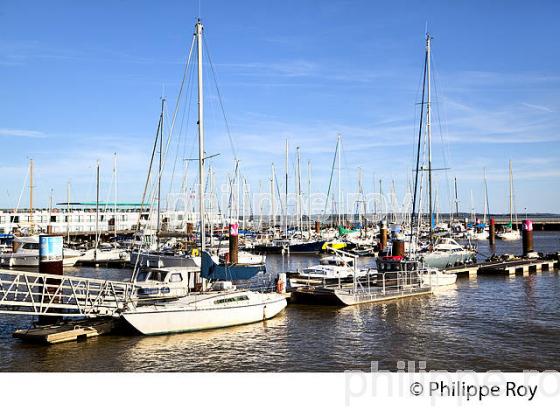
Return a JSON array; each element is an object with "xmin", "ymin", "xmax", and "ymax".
[{"xmin": 334, "ymin": 268, "xmax": 427, "ymax": 296}]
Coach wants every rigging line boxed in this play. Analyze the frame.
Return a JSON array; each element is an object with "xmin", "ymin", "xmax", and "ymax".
[
  {"xmin": 203, "ymin": 38, "xmax": 238, "ymax": 161},
  {"xmin": 133, "ymin": 34, "xmax": 197, "ymax": 261},
  {"xmin": 135, "ymin": 114, "xmax": 162, "ymax": 231},
  {"xmin": 14, "ymin": 164, "xmax": 30, "ymax": 215},
  {"xmin": 168, "ymin": 57, "xmax": 196, "ymax": 201},
  {"xmin": 155, "ymin": 34, "xmax": 196, "ymax": 204},
  {"xmin": 322, "ymin": 139, "xmax": 339, "ymax": 222},
  {"xmin": 274, "ymin": 170, "xmax": 285, "ymax": 216},
  {"xmin": 180, "ymin": 60, "xmax": 198, "ymax": 195},
  {"xmin": 411, "ymin": 47, "xmax": 428, "ymax": 235},
  {"xmin": 431, "ymin": 52, "xmax": 453, "ymax": 215}
]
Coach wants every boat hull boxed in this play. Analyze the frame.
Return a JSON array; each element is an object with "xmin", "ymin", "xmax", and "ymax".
[
  {"xmin": 421, "ymin": 251, "xmax": 475, "ymax": 269},
  {"xmin": 122, "ymin": 293, "xmax": 287, "ymax": 335}
]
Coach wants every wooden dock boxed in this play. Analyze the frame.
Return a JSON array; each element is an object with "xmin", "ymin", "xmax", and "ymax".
[
  {"xmin": 445, "ymin": 258, "xmax": 559, "ymax": 278},
  {"xmin": 13, "ymin": 318, "xmax": 117, "ymax": 344}
]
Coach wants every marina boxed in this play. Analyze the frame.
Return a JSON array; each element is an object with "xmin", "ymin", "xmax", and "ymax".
[
  {"xmin": 1, "ymin": 233, "xmax": 560, "ymax": 371},
  {"xmin": 0, "ymin": 1, "xmax": 558, "ymax": 392}
]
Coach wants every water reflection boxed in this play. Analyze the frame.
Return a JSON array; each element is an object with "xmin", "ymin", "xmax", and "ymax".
[{"xmin": 0, "ymin": 234, "xmax": 559, "ymax": 372}]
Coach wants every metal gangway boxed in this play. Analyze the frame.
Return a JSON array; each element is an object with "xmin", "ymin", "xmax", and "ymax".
[{"xmin": 0, "ymin": 269, "xmax": 135, "ymax": 317}]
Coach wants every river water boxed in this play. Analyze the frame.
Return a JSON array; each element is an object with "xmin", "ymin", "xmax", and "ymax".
[{"xmin": 1, "ymin": 232, "xmax": 559, "ymax": 372}]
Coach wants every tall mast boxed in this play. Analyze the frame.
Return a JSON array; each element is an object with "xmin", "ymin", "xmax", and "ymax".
[
  {"xmin": 157, "ymin": 98, "xmax": 165, "ymax": 243},
  {"xmin": 454, "ymin": 177, "xmax": 459, "ymax": 220},
  {"xmin": 271, "ymin": 163, "xmax": 275, "ymax": 229},
  {"xmin": 483, "ymin": 168, "xmax": 489, "ymax": 224},
  {"xmin": 113, "ymin": 152, "xmax": 118, "ymax": 239},
  {"xmin": 509, "ymin": 160, "xmax": 513, "ymax": 226},
  {"xmin": 284, "ymin": 138, "xmax": 288, "ymax": 238},
  {"xmin": 426, "ymin": 33, "xmax": 433, "ymax": 243},
  {"xmin": 209, "ymin": 166, "xmax": 214, "ymax": 248},
  {"xmin": 296, "ymin": 146, "xmax": 302, "ymax": 233},
  {"xmin": 196, "ymin": 19, "xmax": 206, "ymax": 251},
  {"xmin": 337, "ymin": 134, "xmax": 342, "ymax": 226},
  {"xmin": 95, "ymin": 160, "xmax": 100, "ymax": 261},
  {"xmin": 29, "ymin": 159, "xmax": 34, "ymax": 234},
  {"xmin": 307, "ymin": 160, "xmax": 311, "ymax": 233},
  {"xmin": 66, "ymin": 180, "xmax": 71, "ymax": 243}
]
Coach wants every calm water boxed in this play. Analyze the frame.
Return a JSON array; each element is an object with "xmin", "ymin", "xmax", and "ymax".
[{"xmin": 1, "ymin": 232, "xmax": 559, "ymax": 372}]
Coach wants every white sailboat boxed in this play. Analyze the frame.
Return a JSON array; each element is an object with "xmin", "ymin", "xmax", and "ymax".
[
  {"xmin": 497, "ymin": 161, "xmax": 521, "ymax": 241},
  {"xmin": 122, "ymin": 19, "xmax": 286, "ymax": 335}
]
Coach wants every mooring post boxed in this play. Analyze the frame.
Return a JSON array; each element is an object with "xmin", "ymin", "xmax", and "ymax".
[
  {"xmin": 489, "ymin": 217, "xmax": 496, "ymax": 245},
  {"xmin": 392, "ymin": 239, "xmax": 405, "ymax": 257},
  {"xmin": 38, "ymin": 234, "xmax": 64, "ymax": 325},
  {"xmin": 229, "ymin": 223, "xmax": 239, "ymax": 264},
  {"xmin": 379, "ymin": 221, "xmax": 388, "ymax": 252},
  {"xmin": 315, "ymin": 220, "xmax": 321, "ymax": 235},
  {"xmin": 522, "ymin": 219, "xmax": 534, "ymax": 256}
]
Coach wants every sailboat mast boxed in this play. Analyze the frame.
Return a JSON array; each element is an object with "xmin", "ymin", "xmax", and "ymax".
[
  {"xmin": 66, "ymin": 180, "xmax": 70, "ymax": 243},
  {"xmin": 337, "ymin": 135, "xmax": 342, "ymax": 226},
  {"xmin": 209, "ymin": 166, "xmax": 214, "ymax": 248},
  {"xmin": 509, "ymin": 160, "xmax": 513, "ymax": 226},
  {"xmin": 157, "ymin": 98, "xmax": 165, "ymax": 242},
  {"xmin": 296, "ymin": 146, "xmax": 302, "ymax": 233},
  {"xmin": 196, "ymin": 19, "xmax": 206, "ymax": 251},
  {"xmin": 113, "ymin": 152, "xmax": 118, "ymax": 238},
  {"xmin": 271, "ymin": 163, "xmax": 275, "ymax": 228},
  {"xmin": 483, "ymin": 168, "xmax": 489, "ymax": 224},
  {"xmin": 29, "ymin": 159, "xmax": 33, "ymax": 234},
  {"xmin": 95, "ymin": 160, "xmax": 100, "ymax": 260},
  {"xmin": 307, "ymin": 160, "xmax": 311, "ymax": 233},
  {"xmin": 454, "ymin": 177, "xmax": 459, "ymax": 219},
  {"xmin": 426, "ymin": 33, "xmax": 433, "ymax": 243},
  {"xmin": 284, "ymin": 139, "xmax": 288, "ymax": 237}
]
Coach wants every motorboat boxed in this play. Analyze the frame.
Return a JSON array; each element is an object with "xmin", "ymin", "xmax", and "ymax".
[
  {"xmin": 78, "ymin": 242, "xmax": 129, "ymax": 264},
  {"xmin": 420, "ymin": 237, "xmax": 476, "ymax": 269},
  {"xmin": 419, "ymin": 267, "xmax": 457, "ymax": 287},
  {"xmin": 0, "ymin": 236, "xmax": 81, "ymax": 267}
]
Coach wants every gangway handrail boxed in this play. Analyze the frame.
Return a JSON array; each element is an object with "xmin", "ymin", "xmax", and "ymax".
[{"xmin": 0, "ymin": 268, "xmax": 135, "ymax": 317}]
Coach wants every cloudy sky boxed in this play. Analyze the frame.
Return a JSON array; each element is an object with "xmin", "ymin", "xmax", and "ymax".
[{"xmin": 0, "ymin": 0, "xmax": 559, "ymax": 214}]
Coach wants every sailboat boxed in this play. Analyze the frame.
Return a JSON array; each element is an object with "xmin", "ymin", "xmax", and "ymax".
[
  {"xmin": 497, "ymin": 160, "xmax": 521, "ymax": 241},
  {"xmin": 121, "ymin": 19, "xmax": 286, "ymax": 335},
  {"xmin": 408, "ymin": 33, "xmax": 463, "ymax": 280}
]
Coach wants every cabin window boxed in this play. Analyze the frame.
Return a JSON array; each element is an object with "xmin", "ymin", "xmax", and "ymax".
[
  {"xmin": 22, "ymin": 243, "xmax": 40, "ymax": 250},
  {"xmin": 214, "ymin": 295, "xmax": 249, "ymax": 304},
  {"xmin": 170, "ymin": 273, "xmax": 183, "ymax": 283},
  {"xmin": 50, "ymin": 216, "xmax": 57, "ymax": 222}
]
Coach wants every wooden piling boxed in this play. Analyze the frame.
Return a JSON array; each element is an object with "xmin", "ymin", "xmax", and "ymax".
[
  {"xmin": 522, "ymin": 219, "xmax": 534, "ymax": 256},
  {"xmin": 229, "ymin": 223, "xmax": 239, "ymax": 264},
  {"xmin": 489, "ymin": 217, "xmax": 496, "ymax": 245}
]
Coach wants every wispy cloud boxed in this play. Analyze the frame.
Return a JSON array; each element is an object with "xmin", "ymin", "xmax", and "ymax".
[
  {"xmin": 0, "ymin": 128, "xmax": 46, "ymax": 138},
  {"xmin": 521, "ymin": 102, "xmax": 554, "ymax": 113}
]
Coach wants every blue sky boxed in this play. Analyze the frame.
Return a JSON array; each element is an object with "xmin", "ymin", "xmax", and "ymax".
[{"xmin": 0, "ymin": 0, "xmax": 559, "ymax": 214}]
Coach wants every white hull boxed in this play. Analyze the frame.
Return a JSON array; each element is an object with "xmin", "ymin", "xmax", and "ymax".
[
  {"xmin": 78, "ymin": 248, "xmax": 129, "ymax": 263},
  {"xmin": 122, "ymin": 291, "xmax": 287, "ymax": 335},
  {"xmin": 421, "ymin": 271, "xmax": 457, "ymax": 287},
  {"xmin": 0, "ymin": 254, "xmax": 79, "ymax": 267},
  {"xmin": 497, "ymin": 230, "xmax": 521, "ymax": 241}
]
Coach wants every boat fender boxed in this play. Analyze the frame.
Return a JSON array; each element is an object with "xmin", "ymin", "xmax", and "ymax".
[
  {"xmin": 191, "ymin": 248, "xmax": 199, "ymax": 257},
  {"xmin": 276, "ymin": 278, "xmax": 284, "ymax": 294}
]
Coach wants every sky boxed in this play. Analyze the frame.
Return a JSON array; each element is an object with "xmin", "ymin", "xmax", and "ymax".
[{"xmin": 0, "ymin": 0, "xmax": 559, "ymax": 215}]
